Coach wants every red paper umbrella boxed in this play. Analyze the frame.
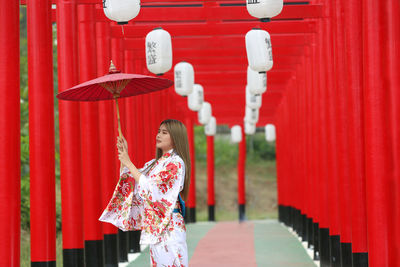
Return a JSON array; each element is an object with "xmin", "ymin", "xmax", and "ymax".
[{"xmin": 57, "ymin": 61, "xmax": 173, "ymax": 136}]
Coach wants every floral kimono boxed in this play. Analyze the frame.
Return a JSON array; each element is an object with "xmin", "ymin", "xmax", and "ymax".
[{"xmin": 99, "ymin": 148, "xmax": 188, "ymax": 267}]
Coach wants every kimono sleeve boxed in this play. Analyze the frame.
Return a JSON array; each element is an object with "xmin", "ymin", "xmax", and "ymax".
[
  {"xmin": 98, "ymin": 159, "xmax": 155, "ymax": 231},
  {"xmin": 137, "ymin": 156, "xmax": 185, "ymax": 235}
]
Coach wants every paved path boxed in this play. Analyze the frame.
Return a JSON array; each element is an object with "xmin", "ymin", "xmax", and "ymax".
[{"xmin": 127, "ymin": 219, "xmax": 316, "ymax": 267}]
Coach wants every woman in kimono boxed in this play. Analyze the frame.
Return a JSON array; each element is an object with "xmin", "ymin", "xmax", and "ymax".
[{"xmin": 99, "ymin": 119, "xmax": 191, "ymax": 267}]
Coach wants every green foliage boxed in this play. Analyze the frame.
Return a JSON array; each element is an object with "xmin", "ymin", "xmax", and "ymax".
[{"xmin": 194, "ymin": 126, "xmax": 276, "ymax": 166}]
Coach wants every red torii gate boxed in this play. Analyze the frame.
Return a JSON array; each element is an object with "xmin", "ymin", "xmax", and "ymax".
[{"xmin": 13, "ymin": 0, "xmax": 399, "ymax": 266}]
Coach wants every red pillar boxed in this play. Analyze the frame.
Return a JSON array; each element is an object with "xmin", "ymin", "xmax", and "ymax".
[
  {"xmin": 96, "ymin": 19, "xmax": 119, "ymax": 266},
  {"xmin": 0, "ymin": 0, "xmax": 20, "ymax": 266},
  {"xmin": 56, "ymin": 0, "xmax": 85, "ymax": 265},
  {"xmin": 362, "ymin": 0, "xmax": 396, "ymax": 266},
  {"xmin": 342, "ymin": 0, "xmax": 368, "ymax": 264},
  {"xmin": 238, "ymin": 125, "xmax": 246, "ymax": 221},
  {"xmin": 134, "ymin": 59, "xmax": 145, "ymax": 167},
  {"xmin": 27, "ymin": 0, "xmax": 56, "ymax": 263},
  {"xmin": 207, "ymin": 135, "xmax": 215, "ymax": 221},
  {"xmin": 77, "ymin": 5, "xmax": 104, "ymax": 266},
  {"xmin": 186, "ymin": 117, "xmax": 196, "ymax": 222},
  {"xmin": 388, "ymin": 1, "xmax": 400, "ymax": 264}
]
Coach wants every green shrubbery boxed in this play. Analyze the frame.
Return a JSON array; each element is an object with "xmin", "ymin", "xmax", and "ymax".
[{"xmin": 194, "ymin": 125, "xmax": 276, "ymax": 166}]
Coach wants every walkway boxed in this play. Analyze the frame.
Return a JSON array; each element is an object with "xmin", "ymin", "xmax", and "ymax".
[{"xmin": 127, "ymin": 219, "xmax": 316, "ymax": 267}]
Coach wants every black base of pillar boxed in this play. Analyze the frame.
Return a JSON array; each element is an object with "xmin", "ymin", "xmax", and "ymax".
[
  {"xmin": 313, "ymin": 223, "xmax": 320, "ymax": 261},
  {"xmin": 129, "ymin": 230, "xmax": 141, "ymax": 253},
  {"xmin": 307, "ymin": 217, "xmax": 313, "ymax": 248},
  {"xmin": 118, "ymin": 229, "xmax": 129, "ymax": 262},
  {"xmin": 31, "ymin": 261, "xmax": 56, "ymax": 267},
  {"xmin": 319, "ymin": 228, "xmax": 331, "ymax": 267},
  {"xmin": 85, "ymin": 240, "xmax": 104, "ymax": 267},
  {"xmin": 208, "ymin": 205, "xmax": 215, "ymax": 221},
  {"xmin": 353, "ymin": 252, "xmax": 368, "ymax": 267},
  {"xmin": 330, "ymin": 235, "xmax": 341, "ymax": 267},
  {"xmin": 340, "ymin": 242, "xmax": 352, "ymax": 267},
  {"xmin": 189, "ymin": 207, "xmax": 196, "ymax": 223},
  {"xmin": 239, "ymin": 204, "xmax": 246, "ymax": 221},
  {"xmin": 278, "ymin": 205, "xmax": 283, "ymax": 223},
  {"xmin": 301, "ymin": 213, "xmax": 307, "ymax": 241},
  {"xmin": 104, "ymin": 234, "xmax": 118, "ymax": 267},
  {"xmin": 63, "ymin": 248, "xmax": 84, "ymax": 267}
]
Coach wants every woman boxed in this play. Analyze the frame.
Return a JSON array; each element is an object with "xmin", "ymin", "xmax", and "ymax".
[{"xmin": 99, "ymin": 119, "xmax": 191, "ymax": 267}]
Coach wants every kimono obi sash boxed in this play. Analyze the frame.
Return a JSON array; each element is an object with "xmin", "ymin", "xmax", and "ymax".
[{"xmin": 173, "ymin": 194, "xmax": 185, "ymax": 217}]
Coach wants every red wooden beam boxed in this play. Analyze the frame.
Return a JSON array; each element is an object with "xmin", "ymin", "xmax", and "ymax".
[
  {"xmin": 123, "ymin": 34, "xmax": 311, "ymax": 50},
  {"xmin": 110, "ymin": 21, "xmax": 316, "ymax": 38},
  {"xmin": 93, "ymin": 4, "xmax": 323, "ymax": 22}
]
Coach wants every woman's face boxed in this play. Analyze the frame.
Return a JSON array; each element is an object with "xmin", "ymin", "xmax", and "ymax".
[{"xmin": 156, "ymin": 124, "xmax": 173, "ymax": 152}]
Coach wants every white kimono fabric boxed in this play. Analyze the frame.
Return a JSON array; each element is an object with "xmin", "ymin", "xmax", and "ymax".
[{"xmin": 99, "ymin": 148, "xmax": 188, "ymax": 267}]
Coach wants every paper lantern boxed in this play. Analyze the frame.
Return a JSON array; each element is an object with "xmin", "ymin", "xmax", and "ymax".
[
  {"xmin": 265, "ymin": 124, "xmax": 276, "ymax": 142},
  {"xmin": 103, "ymin": 0, "xmax": 140, "ymax": 25},
  {"xmin": 231, "ymin": 125, "xmax": 242, "ymax": 143},
  {"xmin": 244, "ymin": 106, "xmax": 259, "ymax": 124},
  {"xmin": 188, "ymin": 84, "xmax": 204, "ymax": 111},
  {"xmin": 247, "ymin": 66, "xmax": 267, "ymax": 94},
  {"xmin": 174, "ymin": 62, "xmax": 194, "ymax": 96},
  {"xmin": 246, "ymin": 85, "xmax": 262, "ymax": 109},
  {"xmin": 145, "ymin": 27, "xmax": 172, "ymax": 75},
  {"xmin": 244, "ymin": 121, "xmax": 256, "ymax": 135},
  {"xmin": 198, "ymin": 102, "xmax": 212, "ymax": 125},
  {"xmin": 245, "ymin": 28, "xmax": 273, "ymax": 72},
  {"xmin": 246, "ymin": 0, "xmax": 283, "ymax": 22},
  {"xmin": 205, "ymin": 116, "xmax": 217, "ymax": 136}
]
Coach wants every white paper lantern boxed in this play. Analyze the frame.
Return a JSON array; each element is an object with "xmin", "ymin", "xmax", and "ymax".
[
  {"xmin": 245, "ymin": 28, "xmax": 273, "ymax": 72},
  {"xmin": 247, "ymin": 66, "xmax": 267, "ymax": 94},
  {"xmin": 103, "ymin": 0, "xmax": 140, "ymax": 25},
  {"xmin": 145, "ymin": 27, "xmax": 172, "ymax": 75},
  {"xmin": 188, "ymin": 84, "xmax": 204, "ymax": 111},
  {"xmin": 246, "ymin": 0, "xmax": 283, "ymax": 21},
  {"xmin": 174, "ymin": 62, "xmax": 194, "ymax": 96},
  {"xmin": 198, "ymin": 102, "xmax": 212, "ymax": 125},
  {"xmin": 205, "ymin": 116, "xmax": 216, "ymax": 136},
  {"xmin": 246, "ymin": 86, "xmax": 262, "ymax": 109},
  {"xmin": 244, "ymin": 106, "xmax": 259, "ymax": 124},
  {"xmin": 244, "ymin": 121, "xmax": 256, "ymax": 135},
  {"xmin": 231, "ymin": 125, "xmax": 242, "ymax": 143},
  {"xmin": 265, "ymin": 124, "xmax": 276, "ymax": 142}
]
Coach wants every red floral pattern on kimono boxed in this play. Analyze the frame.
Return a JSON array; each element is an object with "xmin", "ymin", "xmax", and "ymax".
[{"xmin": 98, "ymin": 148, "xmax": 186, "ymax": 245}]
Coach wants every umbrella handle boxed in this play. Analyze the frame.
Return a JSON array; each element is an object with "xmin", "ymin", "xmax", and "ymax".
[{"xmin": 114, "ymin": 97, "xmax": 123, "ymax": 137}]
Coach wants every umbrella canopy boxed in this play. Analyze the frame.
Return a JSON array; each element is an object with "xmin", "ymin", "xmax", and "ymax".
[
  {"xmin": 56, "ymin": 61, "xmax": 174, "ymax": 136},
  {"xmin": 57, "ymin": 71, "xmax": 173, "ymax": 101}
]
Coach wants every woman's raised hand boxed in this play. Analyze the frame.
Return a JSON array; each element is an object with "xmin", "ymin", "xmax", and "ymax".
[
  {"xmin": 117, "ymin": 135, "xmax": 132, "ymax": 167},
  {"xmin": 117, "ymin": 135, "xmax": 128, "ymax": 153}
]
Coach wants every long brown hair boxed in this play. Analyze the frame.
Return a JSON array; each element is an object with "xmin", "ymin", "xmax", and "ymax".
[{"xmin": 143, "ymin": 119, "xmax": 191, "ymax": 201}]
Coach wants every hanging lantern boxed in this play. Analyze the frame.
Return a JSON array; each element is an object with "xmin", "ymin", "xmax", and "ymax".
[
  {"xmin": 231, "ymin": 125, "xmax": 242, "ymax": 143},
  {"xmin": 145, "ymin": 27, "xmax": 172, "ymax": 75},
  {"xmin": 103, "ymin": 0, "xmax": 140, "ymax": 25},
  {"xmin": 247, "ymin": 66, "xmax": 267, "ymax": 94},
  {"xmin": 198, "ymin": 102, "xmax": 212, "ymax": 125},
  {"xmin": 244, "ymin": 106, "xmax": 259, "ymax": 124},
  {"xmin": 244, "ymin": 121, "xmax": 256, "ymax": 135},
  {"xmin": 246, "ymin": 0, "xmax": 283, "ymax": 22},
  {"xmin": 265, "ymin": 124, "xmax": 276, "ymax": 142},
  {"xmin": 245, "ymin": 28, "xmax": 273, "ymax": 73},
  {"xmin": 246, "ymin": 85, "xmax": 262, "ymax": 109},
  {"xmin": 188, "ymin": 84, "xmax": 204, "ymax": 111},
  {"xmin": 174, "ymin": 62, "xmax": 194, "ymax": 96},
  {"xmin": 205, "ymin": 116, "xmax": 216, "ymax": 136}
]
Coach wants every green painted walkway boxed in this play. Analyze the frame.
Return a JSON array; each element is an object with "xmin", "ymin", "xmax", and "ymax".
[{"xmin": 127, "ymin": 219, "xmax": 316, "ymax": 267}]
